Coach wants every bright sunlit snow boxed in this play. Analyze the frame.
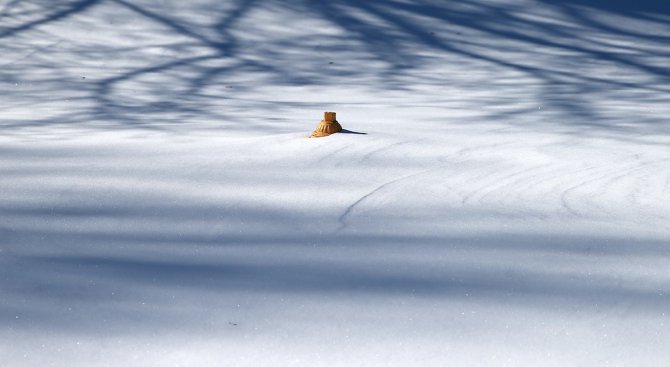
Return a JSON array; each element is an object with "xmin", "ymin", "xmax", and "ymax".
[{"xmin": 1, "ymin": 0, "xmax": 670, "ymax": 366}]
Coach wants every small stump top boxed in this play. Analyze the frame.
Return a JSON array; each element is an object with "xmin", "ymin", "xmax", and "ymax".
[{"xmin": 310, "ymin": 111, "xmax": 342, "ymax": 138}]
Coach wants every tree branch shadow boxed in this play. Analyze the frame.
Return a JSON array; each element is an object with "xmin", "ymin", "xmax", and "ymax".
[{"xmin": 1, "ymin": 0, "xmax": 668, "ymax": 138}]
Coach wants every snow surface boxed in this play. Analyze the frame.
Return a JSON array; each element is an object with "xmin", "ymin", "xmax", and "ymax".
[{"xmin": 1, "ymin": 0, "xmax": 670, "ymax": 366}]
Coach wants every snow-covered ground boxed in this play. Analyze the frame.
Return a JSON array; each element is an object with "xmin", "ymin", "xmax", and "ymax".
[{"xmin": 2, "ymin": 1, "xmax": 670, "ymax": 366}]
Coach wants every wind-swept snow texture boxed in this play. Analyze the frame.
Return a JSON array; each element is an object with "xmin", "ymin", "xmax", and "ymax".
[{"xmin": 1, "ymin": 0, "xmax": 670, "ymax": 366}]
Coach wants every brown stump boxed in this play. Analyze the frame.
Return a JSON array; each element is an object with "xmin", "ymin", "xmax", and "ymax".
[{"xmin": 310, "ymin": 111, "xmax": 342, "ymax": 138}]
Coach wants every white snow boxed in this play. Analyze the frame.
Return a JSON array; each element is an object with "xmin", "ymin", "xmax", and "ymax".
[{"xmin": 1, "ymin": 0, "xmax": 670, "ymax": 366}]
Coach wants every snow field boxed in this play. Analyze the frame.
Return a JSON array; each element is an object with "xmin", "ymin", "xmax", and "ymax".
[{"xmin": 2, "ymin": 0, "xmax": 670, "ymax": 366}]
